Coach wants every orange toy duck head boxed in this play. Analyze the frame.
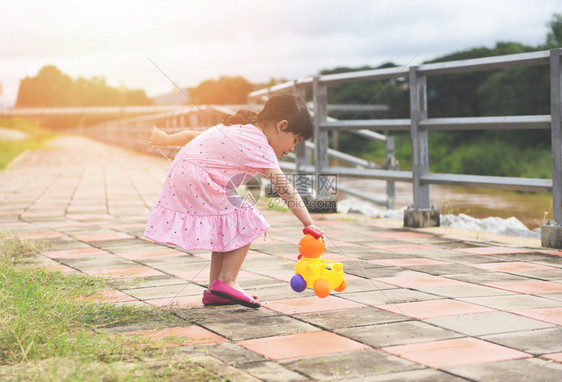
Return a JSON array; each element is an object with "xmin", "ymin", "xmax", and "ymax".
[{"xmin": 298, "ymin": 234, "xmax": 326, "ymax": 258}]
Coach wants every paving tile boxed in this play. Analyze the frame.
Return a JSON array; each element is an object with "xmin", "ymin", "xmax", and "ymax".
[
  {"xmin": 264, "ymin": 295, "xmax": 365, "ymax": 315},
  {"xmin": 445, "ymin": 357, "xmax": 562, "ymax": 381},
  {"xmin": 442, "ymin": 234, "xmax": 484, "ymax": 242},
  {"xmin": 416, "ymin": 284, "xmax": 514, "ymax": 298},
  {"xmin": 203, "ymin": 315, "xmax": 318, "ymax": 341},
  {"xmin": 509, "ymin": 306, "xmax": 562, "ymax": 325},
  {"xmin": 484, "ymin": 280, "xmax": 562, "ymax": 295},
  {"xmin": 237, "ymin": 275, "xmax": 288, "ymax": 290},
  {"xmin": 370, "ymin": 258, "xmax": 451, "ymax": 267},
  {"xmin": 239, "ymin": 361, "xmax": 309, "ymax": 381},
  {"xmin": 145, "ymin": 295, "xmax": 203, "ymax": 308},
  {"xmin": 374, "ymin": 275, "xmax": 467, "ymax": 289},
  {"xmin": 179, "ymin": 341, "xmax": 265, "ymax": 367},
  {"xmin": 338, "ymin": 368, "xmax": 468, "ymax": 381},
  {"xmin": 381, "ymin": 337, "xmax": 531, "ymax": 369},
  {"xmin": 369, "ymin": 232, "xmax": 434, "ymax": 239},
  {"xmin": 405, "ymin": 264, "xmax": 483, "ymax": 277},
  {"xmin": 44, "ymin": 264, "xmax": 78, "ymax": 273},
  {"xmin": 350, "ymin": 266, "xmax": 428, "ymax": 278},
  {"xmin": 41, "ymin": 247, "xmax": 110, "ymax": 259},
  {"xmin": 425, "ymin": 311, "xmax": 554, "ymax": 336},
  {"xmin": 236, "ymin": 331, "xmax": 369, "ymax": 361},
  {"xmin": 469, "ymin": 261, "xmax": 558, "ymax": 272},
  {"xmin": 0, "ymin": 204, "xmax": 29, "ymax": 211},
  {"xmin": 541, "ymin": 249, "xmax": 562, "ymax": 257},
  {"xmin": 508, "ymin": 269, "xmax": 562, "ymax": 281},
  {"xmin": 365, "ymin": 221, "xmax": 403, "ymax": 229},
  {"xmin": 73, "ymin": 232, "xmax": 135, "ymax": 242},
  {"xmin": 282, "ymin": 349, "xmax": 418, "ymax": 381},
  {"xmin": 248, "ymin": 283, "xmax": 316, "ymax": 301},
  {"xmin": 455, "ymin": 246, "xmax": 533, "ymax": 255},
  {"xmin": 17, "ymin": 231, "xmax": 66, "ymax": 240},
  {"xmin": 178, "ymin": 303, "xmax": 278, "ymax": 325},
  {"xmin": 492, "ymin": 252, "xmax": 562, "ymax": 265},
  {"xmin": 335, "ymin": 277, "xmax": 396, "ymax": 294},
  {"xmin": 482, "ymin": 327, "xmax": 562, "ymax": 355},
  {"xmin": 376, "ymin": 299, "xmax": 495, "ymax": 319},
  {"xmin": 0, "ymin": 210, "xmax": 22, "ymax": 216},
  {"xmin": 296, "ymin": 307, "xmax": 408, "ymax": 330},
  {"xmin": 21, "ymin": 211, "xmax": 65, "ymax": 218},
  {"xmin": 85, "ymin": 266, "xmax": 166, "ymax": 279},
  {"xmin": 459, "ymin": 294, "xmax": 562, "ymax": 310},
  {"xmin": 193, "ymin": 249, "xmax": 271, "ymax": 260},
  {"xmin": 370, "ymin": 244, "xmax": 441, "ymax": 253},
  {"xmin": 0, "ymin": 222, "xmax": 31, "ymax": 228},
  {"xmin": 446, "ymin": 272, "xmax": 530, "ymax": 284},
  {"xmin": 61, "ymin": 254, "xmax": 137, "ymax": 270},
  {"xmin": 164, "ymin": 271, "xmax": 207, "ymax": 285},
  {"xmin": 40, "ymin": 220, "xmax": 89, "ymax": 229},
  {"xmin": 541, "ymin": 352, "xmax": 562, "ymax": 363},
  {"xmin": 337, "ymin": 320, "xmax": 462, "ymax": 348},
  {"xmin": 124, "ymin": 283, "xmax": 204, "ymax": 300},
  {"xmin": 343, "ymin": 288, "xmax": 440, "ymax": 306},
  {"xmin": 67, "ymin": 213, "xmax": 115, "ymax": 221},
  {"xmin": 120, "ymin": 325, "xmax": 227, "ymax": 347},
  {"xmin": 114, "ymin": 248, "xmax": 186, "ymax": 260}
]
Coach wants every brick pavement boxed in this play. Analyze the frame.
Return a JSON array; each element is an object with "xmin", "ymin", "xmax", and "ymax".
[{"xmin": 1, "ymin": 135, "xmax": 562, "ymax": 381}]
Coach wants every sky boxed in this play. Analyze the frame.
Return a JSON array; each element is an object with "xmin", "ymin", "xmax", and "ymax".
[{"xmin": 0, "ymin": 0, "xmax": 560, "ymax": 107}]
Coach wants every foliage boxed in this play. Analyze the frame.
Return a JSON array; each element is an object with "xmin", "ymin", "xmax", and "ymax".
[
  {"xmin": 546, "ymin": 13, "xmax": 562, "ymax": 47},
  {"xmin": 325, "ymin": 13, "xmax": 562, "ymax": 178},
  {"xmin": 0, "ymin": 232, "xmax": 222, "ymax": 381},
  {"xmin": 0, "ymin": 118, "xmax": 56, "ymax": 170},
  {"xmin": 16, "ymin": 66, "xmax": 154, "ymax": 107},
  {"xmin": 188, "ymin": 76, "xmax": 254, "ymax": 104}
]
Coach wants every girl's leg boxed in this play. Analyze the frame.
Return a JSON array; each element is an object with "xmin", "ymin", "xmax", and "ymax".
[
  {"xmin": 217, "ymin": 243, "xmax": 251, "ymax": 292},
  {"xmin": 209, "ymin": 251, "xmax": 223, "ymax": 288}
]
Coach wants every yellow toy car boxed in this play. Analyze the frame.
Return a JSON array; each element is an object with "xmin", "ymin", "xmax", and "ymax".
[{"xmin": 290, "ymin": 228, "xmax": 347, "ymax": 298}]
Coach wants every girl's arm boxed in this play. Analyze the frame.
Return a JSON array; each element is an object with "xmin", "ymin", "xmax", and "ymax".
[
  {"xmin": 149, "ymin": 127, "xmax": 202, "ymax": 147},
  {"xmin": 264, "ymin": 168, "xmax": 315, "ymax": 228}
]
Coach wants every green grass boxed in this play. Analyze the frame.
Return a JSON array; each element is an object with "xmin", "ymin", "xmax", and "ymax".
[
  {"xmin": 0, "ymin": 118, "xmax": 56, "ymax": 170},
  {"xmin": 0, "ymin": 231, "xmax": 224, "ymax": 381}
]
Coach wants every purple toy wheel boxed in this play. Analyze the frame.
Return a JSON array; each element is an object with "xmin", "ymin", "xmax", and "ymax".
[{"xmin": 290, "ymin": 274, "xmax": 307, "ymax": 292}]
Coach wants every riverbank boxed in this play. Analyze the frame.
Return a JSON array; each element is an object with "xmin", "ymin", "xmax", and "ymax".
[{"xmin": 338, "ymin": 177, "xmax": 552, "ymax": 231}]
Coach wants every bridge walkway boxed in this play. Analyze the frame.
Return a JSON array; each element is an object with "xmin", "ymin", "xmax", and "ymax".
[{"xmin": 1, "ymin": 134, "xmax": 561, "ymax": 381}]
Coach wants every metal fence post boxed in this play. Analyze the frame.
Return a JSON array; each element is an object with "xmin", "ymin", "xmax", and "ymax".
[
  {"xmin": 404, "ymin": 65, "xmax": 440, "ymax": 227},
  {"xmin": 313, "ymin": 76, "xmax": 329, "ymax": 196},
  {"xmin": 385, "ymin": 135, "xmax": 396, "ymax": 209},
  {"xmin": 410, "ymin": 66, "xmax": 429, "ymax": 208},
  {"xmin": 294, "ymin": 81, "xmax": 311, "ymax": 173},
  {"xmin": 310, "ymin": 76, "xmax": 336, "ymax": 212},
  {"xmin": 542, "ymin": 48, "xmax": 562, "ymax": 248}
]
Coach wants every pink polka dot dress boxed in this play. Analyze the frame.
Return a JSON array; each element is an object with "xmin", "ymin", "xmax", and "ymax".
[{"xmin": 144, "ymin": 124, "xmax": 279, "ymax": 252}]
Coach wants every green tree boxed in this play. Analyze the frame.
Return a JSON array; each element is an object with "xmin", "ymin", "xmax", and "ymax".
[
  {"xmin": 16, "ymin": 66, "xmax": 153, "ymax": 107},
  {"xmin": 16, "ymin": 66, "xmax": 74, "ymax": 107},
  {"xmin": 188, "ymin": 76, "xmax": 253, "ymax": 104},
  {"xmin": 546, "ymin": 13, "xmax": 562, "ymax": 47}
]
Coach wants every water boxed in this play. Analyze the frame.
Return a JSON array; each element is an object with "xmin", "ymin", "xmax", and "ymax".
[{"xmin": 337, "ymin": 177, "xmax": 552, "ymax": 231}]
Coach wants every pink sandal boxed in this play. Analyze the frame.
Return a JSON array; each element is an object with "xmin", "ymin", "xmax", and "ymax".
[
  {"xmin": 210, "ymin": 280, "xmax": 261, "ymax": 308},
  {"xmin": 202, "ymin": 290, "xmax": 237, "ymax": 306}
]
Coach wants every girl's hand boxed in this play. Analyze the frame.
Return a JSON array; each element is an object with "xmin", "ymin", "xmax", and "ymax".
[
  {"xmin": 303, "ymin": 225, "xmax": 328, "ymax": 249},
  {"xmin": 149, "ymin": 127, "xmax": 169, "ymax": 147}
]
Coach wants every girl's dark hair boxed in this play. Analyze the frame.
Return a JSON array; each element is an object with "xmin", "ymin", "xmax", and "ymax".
[
  {"xmin": 222, "ymin": 94, "xmax": 314, "ymax": 140},
  {"xmin": 222, "ymin": 109, "xmax": 259, "ymax": 126}
]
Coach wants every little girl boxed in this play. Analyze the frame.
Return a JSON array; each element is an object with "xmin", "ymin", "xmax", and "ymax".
[{"xmin": 144, "ymin": 95, "xmax": 323, "ymax": 308}]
